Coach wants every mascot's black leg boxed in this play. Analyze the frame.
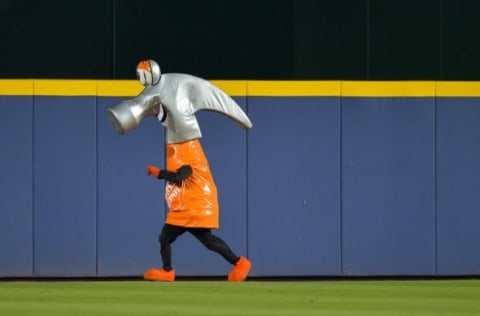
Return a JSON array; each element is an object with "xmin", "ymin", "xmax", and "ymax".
[
  {"xmin": 159, "ymin": 224, "xmax": 186, "ymax": 271},
  {"xmin": 189, "ymin": 228, "xmax": 240, "ymax": 264}
]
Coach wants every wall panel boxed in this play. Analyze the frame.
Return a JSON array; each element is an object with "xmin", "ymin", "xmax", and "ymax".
[
  {"xmin": 33, "ymin": 96, "xmax": 97, "ymax": 276},
  {"xmin": 436, "ymin": 97, "xmax": 480, "ymax": 274},
  {"xmin": 341, "ymin": 97, "xmax": 436, "ymax": 275},
  {"xmin": 247, "ymin": 96, "xmax": 341, "ymax": 276},
  {"xmin": 0, "ymin": 96, "xmax": 34, "ymax": 276}
]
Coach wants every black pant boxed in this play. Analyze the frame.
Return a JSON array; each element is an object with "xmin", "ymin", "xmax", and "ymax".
[{"xmin": 159, "ymin": 223, "xmax": 239, "ymax": 271}]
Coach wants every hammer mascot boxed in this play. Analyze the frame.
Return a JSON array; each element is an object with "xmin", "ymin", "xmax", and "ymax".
[{"xmin": 107, "ymin": 60, "xmax": 252, "ymax": 282}]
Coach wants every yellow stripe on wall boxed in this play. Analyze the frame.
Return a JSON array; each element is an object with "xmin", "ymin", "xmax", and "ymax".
[
  {"xmin": 1, "ymin": 80, "xmax": 480, "ymax": 97},
  {"xmin": 34, "ymin": 80, "xmax": 97, "ymax": 96},
  {"xmin": 0, "ymin": 80, "xmax": 34, "ymax": 95},
  {"xmin": 247, "ymin": 81, "xmax": 341, "ymax": 96},
  {"xmin": 97, "ymin": 80, "xmax": 143, "ymax": 97},
  {"xmin": 342, "ymin": 81, "xmax": 436, "ymax": 97},
  {"xmin": 210, "ymin": 80, "xmax": 247, "ymax": 96},
  {"xmin": 436, "ymin": 81, "xmax": 480, "ymax": 97}
]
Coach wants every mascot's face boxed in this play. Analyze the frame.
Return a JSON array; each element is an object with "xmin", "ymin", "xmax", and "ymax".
[
  {"xmin": 156, "ymin": 104, "xmax": 169, "ymax": 127},
  {"xmin": 136, "ymin": 60, "xmax": 161, "ymax": 86}
]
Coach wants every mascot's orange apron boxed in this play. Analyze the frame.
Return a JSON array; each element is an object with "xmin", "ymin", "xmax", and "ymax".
[{"xmin": 164, "ymin": 139, "xmax": 219, "ymax": 228}]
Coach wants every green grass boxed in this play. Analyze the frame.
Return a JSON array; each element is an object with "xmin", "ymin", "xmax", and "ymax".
[{"xmin": 0, "ymin": 279, "xmax": 479, "ymax": 315}]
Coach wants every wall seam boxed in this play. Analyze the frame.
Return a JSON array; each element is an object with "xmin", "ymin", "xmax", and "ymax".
[
  {"xmin": 434, "ymin": 87, "xmax": 438, "ymax": 275},
  {"xmin": 31, "ymin": 90, "xmax": 36, "ymax": 277},
  {"xmin": 95, "ymin": 89, "xmax": 99, "ymax": 276},
  {"xmin": 339, "ymin": 85, "xmax": 344, "ymax": 275},
  {"xmin": 245, "ymin": 94, "xmax": 250, "ymax": 259}
]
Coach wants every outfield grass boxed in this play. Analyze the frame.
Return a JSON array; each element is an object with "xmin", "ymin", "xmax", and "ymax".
[{"xmin": 0, "ymin": 279, "xmax": 479, "ymax": 315}]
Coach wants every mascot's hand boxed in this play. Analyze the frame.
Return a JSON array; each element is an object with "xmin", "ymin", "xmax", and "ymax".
[{"xmin": 147, "ymin": 165, "xmax": 161, "ymax": 177}]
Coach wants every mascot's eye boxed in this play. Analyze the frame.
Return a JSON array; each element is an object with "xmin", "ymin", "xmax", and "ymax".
[{"xmin": 136, "ymin": 69, "xmax": 153, "ymax": 86}]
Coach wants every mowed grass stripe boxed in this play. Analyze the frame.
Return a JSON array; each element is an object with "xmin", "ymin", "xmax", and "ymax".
[{"xmin": 0, "ymin": 280, "xmax": 479, "ymax": 316}]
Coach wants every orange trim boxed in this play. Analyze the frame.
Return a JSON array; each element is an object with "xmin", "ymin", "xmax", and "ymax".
[{"xmin": 136, "ymin": 60, "xmax": 152, "ymax": 72}]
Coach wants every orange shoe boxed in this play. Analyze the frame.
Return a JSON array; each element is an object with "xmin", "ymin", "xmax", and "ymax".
[
  {"xmin": 143, "ymin": 268, "xmax": 175, "ymax": 282},
  {"xmin": 228, "ymin": 256, "xmax": 251, "ymax": 282}
]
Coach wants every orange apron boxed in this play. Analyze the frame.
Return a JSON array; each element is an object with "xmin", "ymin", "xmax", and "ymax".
[{"xmin": 164, "ymin": 139, "xmax": 219, "ymax": 228}]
